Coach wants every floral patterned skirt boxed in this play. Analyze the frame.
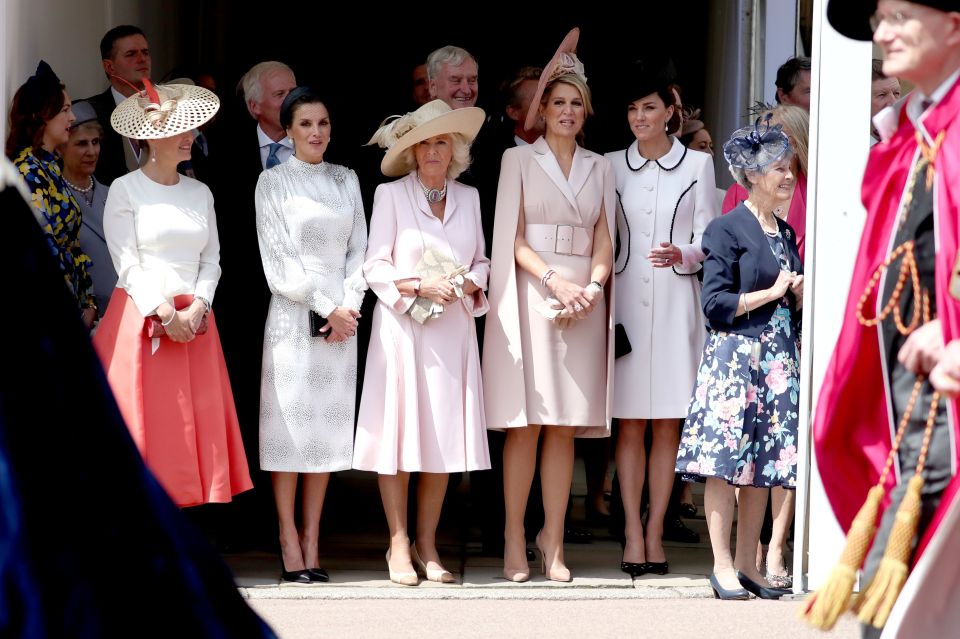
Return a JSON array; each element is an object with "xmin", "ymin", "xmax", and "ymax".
[{"xmin": 675, "ymin": 302, "xmax": 799, "ymax": 488}]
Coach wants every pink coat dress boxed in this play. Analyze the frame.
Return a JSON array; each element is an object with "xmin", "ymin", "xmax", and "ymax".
[
  {"xmin": 482, "ymin": 138, "xmax": 616, "ymax": 437},
  {"xmin": 353, "ymin": 173, "xmax": 492, "ymax": 474}
]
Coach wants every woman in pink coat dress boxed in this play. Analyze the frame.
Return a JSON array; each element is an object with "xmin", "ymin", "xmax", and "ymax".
[
  {"xmin": 483, "ymin": 29, "xmax": 616, "ymax": 584},
  {"xmin": 355, "ymin": 100, "xmax": 490, "ymax": 586}
]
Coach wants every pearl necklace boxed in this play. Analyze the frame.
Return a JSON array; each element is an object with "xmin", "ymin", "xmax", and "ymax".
[
  {"xmin": 64, "ymin": 175, "xmax": 94, "ymax": 193},
  {"xmin": 417, "ymin": 173, "xmax": 447, "ymax": 203}
]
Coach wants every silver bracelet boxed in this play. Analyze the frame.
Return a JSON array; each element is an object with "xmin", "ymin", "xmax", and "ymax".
[
  {"xmin": 540, "ymin": 268, "xmax": 556, "ymax": 288},
  {"xmin": 195, "ymin": 295, "xmax": 211, "ymax": 313},
  {"xmin": 742, "ymin": 293, "xmax": 750, "ymax": 318},
  {"xmin": 161, "ymin": 310, "xmax": 175, "ymax": 326}
]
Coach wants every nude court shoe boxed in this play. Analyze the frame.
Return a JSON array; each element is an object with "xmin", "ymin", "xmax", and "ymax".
[
  {"xmin": 385, "ymin": 548, "xmax": 418, "ymax": 586},
  {"xmin": 502, "ymin": 539, "xmax": 530, "ymax": 582},
  {"xmin": 411, "ymin": 542, "xmax": 456, "ymax": 584},
  {"xmin": 536, "ymin": 532, "xmax": 572, "ymax": 583}
]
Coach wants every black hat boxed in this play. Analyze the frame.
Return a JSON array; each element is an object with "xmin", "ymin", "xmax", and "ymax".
[
  {"xmin": 828, "ymin": 0, "xmax": 960, "ymax": 41},
  {"xmin": 21, "ymin": 60, "xmax": 62, "ymax": 114},
  {"xmin": 621, "ymin": 55, "xmax": 677, "ymax": 105}
]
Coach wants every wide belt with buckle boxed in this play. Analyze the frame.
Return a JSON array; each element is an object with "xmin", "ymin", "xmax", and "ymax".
[{"xmin": 525, "ymin": 223, "xmax": 592, "ymax": 256}]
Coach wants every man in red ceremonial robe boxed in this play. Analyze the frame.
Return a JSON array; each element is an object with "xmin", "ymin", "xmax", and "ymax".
[{"xmin": 819, "ymin": 1, "xmax": 960, "ymax": 636}]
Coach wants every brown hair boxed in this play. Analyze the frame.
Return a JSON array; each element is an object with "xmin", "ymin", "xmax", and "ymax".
[{"xmin": 5, "ymin": 81, "xmax": 66, "ymax": 159}]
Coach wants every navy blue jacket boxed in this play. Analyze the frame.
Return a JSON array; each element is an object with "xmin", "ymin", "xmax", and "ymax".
[{"xmin": 700, "ymin": 203, "xmax": 803, "ymax": 338}]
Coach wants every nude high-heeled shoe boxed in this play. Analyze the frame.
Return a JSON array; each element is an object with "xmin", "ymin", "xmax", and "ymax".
[
  {"xmin": 536, "ymin": 531, "xmax": 571, "ymax": 583},
  {"xmin": 502, "ymin": 538, "xmax": 530, "ymax": 582},
  {"xmin": 385, "ymin": 548, "xmax": 418, "ymax": 586},
  {"xmin": 411, "ymin": 542, "xmax": 456, "ymax": 584}
]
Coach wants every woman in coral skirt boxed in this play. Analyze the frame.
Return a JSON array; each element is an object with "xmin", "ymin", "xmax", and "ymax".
[{"xmin": 93, "ymin": 79, "xmax": 252, "ymax": 507}]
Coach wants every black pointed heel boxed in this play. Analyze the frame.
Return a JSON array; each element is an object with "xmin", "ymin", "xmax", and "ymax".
[
  {"xmin": 709, "ymin": 573, "xmax": 750, "ymax": 600},
  {"xmin": 620, "ymin": 560, "xmax": 647, "ymax": 577},
  {"xmin": 736, "ymin": 571, "xmax": 790, "ymax": 599},
  {"xmin": 280, "ymin": 561, "xmax": 311, "ymax": 584},
  {"xmin": 279, "ymin": 545, "xmax": 311, "ymax": 584},
  {"xmin": 306, "ymin": 568, "xmax": 329, "ymax": 582}
]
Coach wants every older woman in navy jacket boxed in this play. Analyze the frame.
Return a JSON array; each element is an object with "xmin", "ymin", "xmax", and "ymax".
[{"xmin": 676, "ymin": 117, "xmax": 802, "ymax": 601}]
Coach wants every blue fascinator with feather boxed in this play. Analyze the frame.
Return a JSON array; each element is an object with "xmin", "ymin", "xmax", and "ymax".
[{"xmin": 722, "ymin": 113, "xmax": 791, "ymax": 171}]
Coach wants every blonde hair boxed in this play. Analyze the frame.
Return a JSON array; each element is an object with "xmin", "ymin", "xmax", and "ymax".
[
  {"xmin": 393, "ymin": 132, "xmax": 472, "ymax": 179},
  {"xmin": 764, "ymin": 104, "xmax": 808, "ymax": 176},
  {"xmin": 540, "ymin": 75, "xmax": 593, "ymax": 144}
]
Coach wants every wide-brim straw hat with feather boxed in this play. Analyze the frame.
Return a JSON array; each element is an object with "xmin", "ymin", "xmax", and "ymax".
[
  {"xmin": 110, "ymin": 79, "xmax": 219, "ymax": 140},
  {"xmin": 524, "ymin": 28, "xmax": 586, "ymax": 132},
  {"xmin": 368, "ymin": 99, "xmax": 485, "ymax": 177}
]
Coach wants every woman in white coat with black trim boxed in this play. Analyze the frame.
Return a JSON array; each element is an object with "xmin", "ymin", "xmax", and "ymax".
[{"xmin": 606, "ymin": 59, "xmax": 719, "ymax": 577}]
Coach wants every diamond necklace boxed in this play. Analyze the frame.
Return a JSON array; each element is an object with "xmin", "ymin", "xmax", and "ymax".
[{"xmin": 417, "ymin": 172, "xmax": 447, "ymax": 203}]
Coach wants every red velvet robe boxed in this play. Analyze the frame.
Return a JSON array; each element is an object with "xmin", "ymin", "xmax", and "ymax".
[{"xmin": 814, "ymin": 77, "xmax": 960, "ymax": 565}]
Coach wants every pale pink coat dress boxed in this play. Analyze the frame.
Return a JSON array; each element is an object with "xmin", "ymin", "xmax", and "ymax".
[{"xmin": 353, "ymin": 172, "xmax": 492, "ymax": 474}]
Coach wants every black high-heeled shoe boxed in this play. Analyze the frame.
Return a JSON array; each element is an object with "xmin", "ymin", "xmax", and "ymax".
[
  {"xmin": 620, "ymin": 560, "xmax": 647, "ymax": 577},
  {"xmin": 709, "ymin": 573, "xmax": 750, "ymax": 600},
  {"xmin": 306, "ymin": 568, "xmax": 329, "ymax": 583},
  {"xmin": 736, "ymin": 571, "xmax": 790, "ymax": 599},
  {"xmin": 279, "ymin": 543, "xmax": 311, "ymax": 584},
  {"xmin": 280, "ymin": 560, "xmax": 311, "ymax": 584},
  {"xmin": 644, "ymin": 561, "xmax": 669, "ymax": 575}
]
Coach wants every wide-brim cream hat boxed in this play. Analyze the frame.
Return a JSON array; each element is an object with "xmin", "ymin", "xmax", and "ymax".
[
  {"xmin": 110, "ymin": 80, "xmax": 219, "ymax": 140},
  {"xmin": 524, "ymin": 28, "xmax": 586, "ymax": 132},
  {"xmin": 367, "ymin": 99, "xmax": 485, "ymax": 177}
]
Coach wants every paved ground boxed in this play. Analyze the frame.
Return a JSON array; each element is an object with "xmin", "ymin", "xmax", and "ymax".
[
  {"xmin": 224, "ymin": 466, "xmax": 845, "ymax": 638},
  {"xmin": 247, "ymin": 599, "xmax": 860, "ymax": 639}
]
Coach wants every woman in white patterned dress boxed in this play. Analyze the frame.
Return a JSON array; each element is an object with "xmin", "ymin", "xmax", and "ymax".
[{"xmin": 255, "ymin": 87, "xmax": 368, "ymax": 584}]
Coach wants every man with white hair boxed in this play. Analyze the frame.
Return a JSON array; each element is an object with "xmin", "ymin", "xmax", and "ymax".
[
  {"xmin": 240, "ymin": 61, "xmax": 297, "ymax": 170},
  {"xmin": 212, "ymin": 61, "xmax": 297, "ymax": 552},
  {"xmin": 814, "ymin": 2, "xmax": 960, "ymax": 636},
  {"xmin": 427, "ymin": 46, "xmax": 479, "ymax": 109}
]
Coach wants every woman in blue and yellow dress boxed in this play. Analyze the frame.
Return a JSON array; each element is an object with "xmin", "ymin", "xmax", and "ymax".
[{"xmin": 6, "ymin": 61, "xmax": 96, "ymax": 329}]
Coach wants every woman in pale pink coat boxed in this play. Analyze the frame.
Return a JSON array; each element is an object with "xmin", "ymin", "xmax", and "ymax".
[
  {"xmin": 482, "ymin": 29, "xmax": 616, "ymax": 584},
  {"xmin": 354, "ymin": 100, "xmax": 490, "ymax": 586}
]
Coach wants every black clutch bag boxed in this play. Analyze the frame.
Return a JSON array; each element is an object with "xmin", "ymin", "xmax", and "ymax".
[
  {"xmin": 615, "ymin": 323, "xmax": 632, "ymax": 359},
  {"xmin": 309, "ymin": 311, "xmax": 327, "ymax": 338}
]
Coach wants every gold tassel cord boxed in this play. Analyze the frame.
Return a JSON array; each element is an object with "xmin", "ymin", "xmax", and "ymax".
[
  {"xmin": 800, "ymin": 485, "xmax": 884, "ymax": 630},
  {"xmin": 916, "ymin": 130, "xmax": 945, "ymax": 192},
  {"xmin": 854, "ymin": 388, "xmax": 940, "ymax": 629},
  {"xmin": 799, "ymin": 377, "xmax": 924, "ymax": 630},
  {"xmin": 853, "ymin": 476, "xmax": 922, "ymax": 628}
]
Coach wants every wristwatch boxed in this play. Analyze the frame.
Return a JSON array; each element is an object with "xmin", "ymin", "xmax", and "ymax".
[{"xmin": 413, "ymin": 279, "xmax": 422, "ymax": 295}]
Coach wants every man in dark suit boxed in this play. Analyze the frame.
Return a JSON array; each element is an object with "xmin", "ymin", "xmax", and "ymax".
[
  {"xmin": 209, "ymin": 61, "xmax": 296, "ymax": 550},
  {"xmin": 84, "ymin": 25, "xmax": 151, "ymax": 186}
]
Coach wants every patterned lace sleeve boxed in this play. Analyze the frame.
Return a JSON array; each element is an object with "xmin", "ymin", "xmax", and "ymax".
[{"xmin": 255, "ymin": 171, "xmax": 337, "ymax": 317}]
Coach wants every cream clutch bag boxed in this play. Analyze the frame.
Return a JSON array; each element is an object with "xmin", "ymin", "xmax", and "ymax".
[{"xmin": 409, "ymin": 249, "xmax": 469, "ymax": 324}]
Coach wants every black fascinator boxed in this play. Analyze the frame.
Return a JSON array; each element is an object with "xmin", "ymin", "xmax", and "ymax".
[
  {"xmin": 722, "ymin": 113, "xmax": 790, "ymax": 171},
  {"xmin": 22, "ymin": 60, "xmax": 63, "ymax": 114}
]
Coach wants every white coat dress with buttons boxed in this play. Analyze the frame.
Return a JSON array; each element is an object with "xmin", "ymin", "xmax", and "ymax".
[{"xmin": 606, "ymin": 138, "xmax": 720, "ymax": 418}]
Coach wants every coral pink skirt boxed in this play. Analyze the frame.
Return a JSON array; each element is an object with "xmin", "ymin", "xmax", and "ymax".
[{"xmin": 93, "ymin": 289, "xmax": 253, "ymax": 507}]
